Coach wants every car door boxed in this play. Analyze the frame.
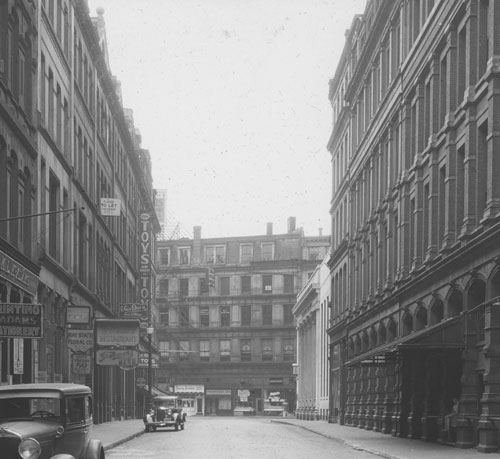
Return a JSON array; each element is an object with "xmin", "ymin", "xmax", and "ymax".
[{"xmin": 58, "ymin": 395, "xmax": 87, "ymax": 458}]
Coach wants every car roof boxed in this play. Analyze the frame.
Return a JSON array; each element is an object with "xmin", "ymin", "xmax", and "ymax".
[{"xmin": 0, "ymin": 383, "xmax": 91, "ymax": 397}]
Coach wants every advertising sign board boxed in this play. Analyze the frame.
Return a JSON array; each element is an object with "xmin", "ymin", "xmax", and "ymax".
[
  {"xmin": 100, "ymin": 198, "xmax": 121, "ymax": 216},
  {"xmin": 138, "ymin": 352, "xmax": 159, "ymax": 368},
  {"xmin": 0, "ymin": 303, "xmax": 42, "ymax": 338},
  {"xmin": 66, "ymin": 306, "xmax": 91, "ymax": 325},
  {"xmin": 72, "ymin": 354, "xmax": 91, "ymax": 374},
  {"xmin": 96, "ymin": 349, "xmax": 139, "ymax": 366},
  {"xmin": 67, "ymin": 329, "xmax": 94, "ymax": 353},
  {"xmin": 95, "ymin": 318, "xmax": 140, "ymax": 347}
]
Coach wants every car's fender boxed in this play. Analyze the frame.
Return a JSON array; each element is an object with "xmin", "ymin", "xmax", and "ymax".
[
  {"xmin": 49, "ymin": 455, "xmax": 76, "ymax": 459},
  {"xmin": 82, "ymin": 438, "xmax": 105, "ymax": 459}
]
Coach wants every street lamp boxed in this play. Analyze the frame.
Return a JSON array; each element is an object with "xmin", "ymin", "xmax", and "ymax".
[{"xmin": 146, "ymin": 326, "xmax": 154, "ymax": 409}]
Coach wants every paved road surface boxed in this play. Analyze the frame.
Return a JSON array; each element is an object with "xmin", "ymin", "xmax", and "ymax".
[{"xmin": 105, "ymin": 416, "xmax": 376, "ymax": 459}]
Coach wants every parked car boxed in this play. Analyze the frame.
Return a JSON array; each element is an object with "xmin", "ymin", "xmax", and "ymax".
[
  {"xmin": 0, "ymin": 383, "xmax": 105, "ymax": 459},
  {"xmin": 144, "ymin": 395, "xmax": 186, "ymax": 432}
]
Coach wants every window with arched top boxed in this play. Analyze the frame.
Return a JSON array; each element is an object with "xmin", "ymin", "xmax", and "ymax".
[
  {"xmin": 415, "ymin": 305, "xmax": 428, "ymax": 330},
  {"xmin": 402, "ymin": 312, "xmax": 413, "ymax": 336}
]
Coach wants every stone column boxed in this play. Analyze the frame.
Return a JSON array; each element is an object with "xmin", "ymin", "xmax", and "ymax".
[{"xmin": 477, "ymin": 302, "xmax": 500, "ymax": 452}]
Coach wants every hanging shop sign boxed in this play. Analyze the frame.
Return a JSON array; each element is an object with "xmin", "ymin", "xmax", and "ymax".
[
  {"xmin": 96, "ymin": 349, "xmax": 139, "ymax": 366},
  {"xmin": 0, "ymin": 250, "xmax": 38, "ymax": 296},
  {"xmin": 95, "ymin": 318, "xmax": 140, "ymax": 348},
  {"xmin": 66, "ymin": 305, "xmax": 91, "ymax": 325},
  {"xmin": 67, "ymin": 329, "xmax": 94, "ymax": 353},
  {"xmin": 72, "ymin": 354, "xmax": 91, "ymax": 375},
  {"xmin": 0, "ymin": 303, "xmax": 42, "ymax": 338},
  {"xmin": 100, "ymin": 198, "xmax": 121, "ymax": 216},
  {"xmin": 138, "ymin": 352, "xmax": 159, "ymax": 368}
]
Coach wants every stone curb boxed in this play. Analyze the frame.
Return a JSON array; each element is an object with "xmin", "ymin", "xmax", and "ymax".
[
  {"xmin": 271, "ymin": 420, "xmax": 400, "ymax": 459},
  {"xmin": 103, "ymin": 429, "xmax": 145, "ymax": 451}
]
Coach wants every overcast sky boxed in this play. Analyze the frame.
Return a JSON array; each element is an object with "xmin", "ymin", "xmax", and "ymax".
[{"xmin": 87, "ymin": 0, "xmax": 367, "ymax": 238}]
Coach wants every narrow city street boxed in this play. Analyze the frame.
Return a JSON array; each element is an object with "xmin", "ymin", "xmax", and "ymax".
[{"xmin": 104, "ymin": 417, "xmax": 375, "ymax": 459}]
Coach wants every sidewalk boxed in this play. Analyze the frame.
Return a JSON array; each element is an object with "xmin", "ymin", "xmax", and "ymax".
[
  {"xmin": 91, "ymin": 419, "xmax": 145, "ymax": 451},
  {"xmin": 91, "ymin": 417, "xmax": 493, "ymax": 458},
  {"xmin": 271, "ymin": 418, "xmax": 491, "ymax": 459}
]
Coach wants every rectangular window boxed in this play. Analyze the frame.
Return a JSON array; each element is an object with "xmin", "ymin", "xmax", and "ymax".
[
  {"xmin": 179, "ymin": 307, "xmax": 189, "ymax": 327},
  {"xmin": 240, "ymin": 243, "xmax": 253, "ymax": 263},
  {"xmin": 159, "ymin": 341, "xmax": 170, "ymax": 358},
  {"xmin": 159, "ymin": 278, "xmax": 169, "ymax": 297},
  {"xmin": 241, "ymin": 339, "xmax": 251, "ymax": 362},
  {"xmin": 220, "ymin": 340, "xmax": 231, "ymax": 362},
  {"xmin": 241, "ymin": 276, "xmax": 251, "ymax": 294},
  {"xmin": 283, "ymin": 275, "xmax": 294, "ymax": 293},
  {"xmin": 220, "ymin": 306, "xmax": 230, "ymax": 327},
  {"xmin": 199, "ymin": 277, "xmax": 208, "ymax": 295},
  {"xmin": 200, "ymin": 340, "xmax": 210, "ymax": 362},
  {"xmin": 262, "ymin": 339, "xmax": 273, "ymax": 361},
  {"xmin": 205, "ymin": 246, "xmax": 225, "ymax": 264},
  {"xmin": 262, "ymin": 304, "xmax": 273, "ymax": 326},
  {"xmin": 262, "ymin": 275, "xmax": 272, "ymax": 293},
  {"xmin": 220, "ymin": 277, "xmax": 230, "ymax": 295},
  {"xmin": 241, "ymin": 305, "xmax": 251, "ymax": 326},
  {"xmin": 179, "ymin": 341, "xmax": 189, "ymax": 361},
  {"xmin": 180, "ymin": 278, "xmax": 189, "ymax": 297},
  {"xmin": 178, "ymin": 247, "xmax": 190, "ymax": 265},
  {"xmin": 200, "ymin": 307, "xmax": 209, "ymax": 327},
  {"xmin": 160, "ymin": 310, "xmax": 169, "ymax": 326},
  {"xmin": 283, "ymin": 304, "xmax": 294, "ymax": 326},
  {"xmin": 261, "ymin": 243, "xmax": 274, "ymax": 261},
  {"xmin": 283, "ymin": 339, "xmax": 295, "ymax": 362},
  {"xmin": 158, "ymin": 248, "xmax": 170, "ymax": 265}
]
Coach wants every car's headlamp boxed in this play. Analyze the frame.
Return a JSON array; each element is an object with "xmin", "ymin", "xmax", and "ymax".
[{"xmin": 18, "ymin": 438, "xmax": 42, "ymax": 459}]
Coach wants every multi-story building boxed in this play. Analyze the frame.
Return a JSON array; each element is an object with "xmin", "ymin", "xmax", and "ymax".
[
  {"xmin": 155, "ymin": 218, "xmax": 329, "ymax": 415},
  {"xmin": 327, "ymin": 0, "xmax": 500, "ymax": 452},
  {"xmin": 1, "ymin": 1, "xmax": 159, "ymax": 425},
  {"xmin": 0, "ymin": 0, "xmax": 39, "ymax": 384},
  {"xmin": 294, "ymin": 253, "xmax": 331, "ymax": 421}
]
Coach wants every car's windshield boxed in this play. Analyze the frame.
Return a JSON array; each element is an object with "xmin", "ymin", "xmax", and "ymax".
[{"xmin": 0, "ymin": 396, "xmax": 62, "ymax": 421}]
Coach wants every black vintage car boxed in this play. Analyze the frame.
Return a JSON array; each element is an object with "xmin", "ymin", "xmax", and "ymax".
[
  {"xmin": 144, "ymin": 395, "xmax": 186, "ymax": 432},
  {"xmin": 0, "ymin": 383, "xmax": 105, "ymax": 459}
]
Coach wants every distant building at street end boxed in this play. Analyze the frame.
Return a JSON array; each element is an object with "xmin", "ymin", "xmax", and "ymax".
[
  {"xmin": 327, "ymin": 0, "xmax": 500, "ymax": 452},
  {"xmin": 293, "ymin": 253, "xmax": 331, "ymax": 421},
  {"xmin": 155, "ymin": 218, "xmax": 330, "ymax": 416}
]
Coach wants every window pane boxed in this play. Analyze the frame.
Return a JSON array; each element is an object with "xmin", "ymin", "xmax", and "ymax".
[
  {"xmin": 283, "ymin": 274, "xmax": 294, "ymax": 293},
  {"xmin": 241, "ymin": 305, "xmax": 251, "ymax": 326},
  {"xmin": 220, "ymin": 340, "xmax": 231, "ymax": 361},
  {"xmin": 200, "ymin": 340, "xmax": 210, "ymax": 361},
  {"xmin": 262, "ymin": 275, "xmax": 272, "ymax": 293},
  {"xmin": 262, "ymin": 339, "xmax": 273, "ymax": 361},
  {"xmin": 261, "ymin": 243, "xmax": 273, "ymax": 261},
  {"xmin": 200, "ymin": 307, "xmax": 209, "ymax": 327},
  {"xmin": 241, "ymin": 339, "xmax": 251, "ymax": 361},
  {"xmin": 262, "ymin": 304, "xmax": 272, "ymax": 326},
  {"xmin": 241, "ymin": 276, "xmax": 251, "ymax": 294},
  {"xmin": 220, "ymin": 306, "xmax": 230, "ymax": 327},
  {"xmin": 220, "ymin": 277, "xmax": 230, "ymax": 295}
]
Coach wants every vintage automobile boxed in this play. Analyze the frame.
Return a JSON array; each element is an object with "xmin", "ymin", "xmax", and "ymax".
[
  {"xmin": 0, "ymin": 383, "xmax": 105, "ymax": 459},
  {"xmin": 143, "ymin": 395, "xmax": 186, "ymax": 432}
]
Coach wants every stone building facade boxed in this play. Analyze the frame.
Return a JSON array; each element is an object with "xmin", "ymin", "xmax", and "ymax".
[
  {"xmin": 294, "ymin": 254, "xmax": 331, "ymax": 421},
  {"xmin": 155, "ymin": 219, "xmax": 329, "ymax": 415},
  {"xmin": 1, "ymin": 1, "xmax": 159, "ymax": 425},
  {"xmin": 327, "ymin": 0, "xmax": 500, "ymax": 452}
]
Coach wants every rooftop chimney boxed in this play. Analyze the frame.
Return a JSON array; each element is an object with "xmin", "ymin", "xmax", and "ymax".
[
  {"xmin": 287, "ymin": 216, "xmax": 296, "ymax": 233},
  {"xmin": 266, "ymin": 222, "xmax": 273, "ymax": 236},
  {"xmin": 193, "ymin": 226, "xmax": 202, "ymax": 264}
]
